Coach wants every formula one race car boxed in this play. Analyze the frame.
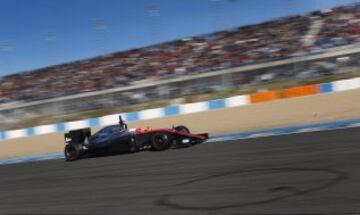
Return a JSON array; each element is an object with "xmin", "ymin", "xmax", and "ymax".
[{"xmin": 64, "ymin": 116, "xmax": 208, "ymax": 161}]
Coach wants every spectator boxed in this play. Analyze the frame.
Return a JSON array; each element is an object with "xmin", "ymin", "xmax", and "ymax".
[{"xmin": 0, "ymin": 3, "xmax": 359, "ymax": 103}]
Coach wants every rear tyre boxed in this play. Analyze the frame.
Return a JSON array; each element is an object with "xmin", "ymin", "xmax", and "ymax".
[
  {"xmin": 151, "ymin": 133, "xmax": 170, "ymax": 151},
  {"xmin": 128, "ymin": 136, "xmax": 139, "ymax": 153},
  {"xmin": 64, "ymin": 144, "xmax": 83, "ymax": 161},
  {"xmin": 174, "ymin": 125, "xmax": 190, "ymax": 134}
]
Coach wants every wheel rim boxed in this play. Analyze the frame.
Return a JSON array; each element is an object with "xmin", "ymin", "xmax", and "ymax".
[
  {"xmin": 66, "ymin": 146, "xmax": 76, "ymax": 158},
  {"xmin": 179, "ymin": 128, "xmax": 187, "ymax": 133},
  {"xmin": 154, "ymin": 135, "xmax": 168, "ymax": 149},
  {"xmin": 156, "ymin": 136, "xmax": 165, "ymax": 145}
]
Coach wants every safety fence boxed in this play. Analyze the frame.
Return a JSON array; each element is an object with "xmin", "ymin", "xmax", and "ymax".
[{"xmin": 0, "ymin": 77, "xmax": 359, "ymax": 141}]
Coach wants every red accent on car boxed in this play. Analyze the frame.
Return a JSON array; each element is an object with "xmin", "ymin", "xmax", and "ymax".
[{"xmin": 135, "ymin": 128, "xmax": 207, "ymax": 140}]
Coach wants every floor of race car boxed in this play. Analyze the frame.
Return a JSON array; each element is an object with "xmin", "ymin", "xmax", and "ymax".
[{"xmin": 0, "ymin": 127, "xmax": 360, "ymax": 215}]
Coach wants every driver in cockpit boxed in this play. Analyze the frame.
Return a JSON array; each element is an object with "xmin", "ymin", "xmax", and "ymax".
[{"xmin": 119, "ymin": 116, "xmax": 128, "ymax": 130}]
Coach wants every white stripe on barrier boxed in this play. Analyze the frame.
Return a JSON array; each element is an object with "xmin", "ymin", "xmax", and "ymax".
[
  {"xmin": 225, "ymin": 95, "xmax": 250, "ymax": 107},
  {"xmin": 99, "ymin": 114, "xmax": 122, "ymax": 126},
  {"xmin": 5, "ymin": 129, "xmax": 28, "ymax": 139},
  {"xmin": 64, "ymin": 120, "xmax": 90, "ymax": 131},
  {"xmin": 138, "ymin": 108, "xmax": 164, "ymax": 120},
  {"xmin": 179, "ymin": 101, "xmax": 208, "ymax": 114},
  {"xmin": 332, "ymin": 77, "xmax": 360, "ymax": 92},
  {"xmin": 33, "ymin": 124, "xmax": 57, "ymax": 135}
]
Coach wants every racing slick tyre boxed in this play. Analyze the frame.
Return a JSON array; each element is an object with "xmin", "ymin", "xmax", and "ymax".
[
  {"xmin": 127, "ymin": 136, "xmax": 139, "ymax": 153},
  {"xmin": 174, "ymin": 125, "xmax": 190, "ymax": 134},
  {"xmin": 64, "ymin": 144, "xmax": 83, "ymax": 161},
  {"xmin": 151, "ymin": 133, "xmax": 171, "ymax": 151}
]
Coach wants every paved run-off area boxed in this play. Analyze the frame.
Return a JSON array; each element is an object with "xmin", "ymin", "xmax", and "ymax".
[
  {"xmin": 1, "ymin": 88, "xmax": 360, "ymax": 159},
  {"xmin": 0, "ymin": 127, "xmax": 359, "ymax": 215}
]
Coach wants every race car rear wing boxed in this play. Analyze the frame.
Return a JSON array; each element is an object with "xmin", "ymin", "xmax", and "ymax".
[{"xmin": 65, "ymin": 128, "xmax": 91, "ymax": 144}]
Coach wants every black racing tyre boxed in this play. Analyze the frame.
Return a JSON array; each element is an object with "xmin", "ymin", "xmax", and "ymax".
[
  {"xmin": 174, "ymin": 125, "xmax": 190, "ymax": 134},
  {"xmin": 128, "ymin": 136, "xmax": 139, "ymax": 153},
  {"xmin": 151, "ymin": 133, "xmax": 170, "ymax": 151},
  {"xmin": 64, "ymin": 144, "xmax": 83, "ymax": 161}
]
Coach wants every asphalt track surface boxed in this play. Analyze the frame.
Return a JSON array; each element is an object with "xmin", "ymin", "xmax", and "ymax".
[{"xmin": 1, "ymin": 127, "xmax": 360, "ymax": 215}]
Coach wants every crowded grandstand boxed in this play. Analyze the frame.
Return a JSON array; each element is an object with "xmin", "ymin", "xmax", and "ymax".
[
  {"xmin": 0, "ymin": 3, "xmax": 359, "ymax": 102},
  {"xmin": 0, "ymin": 2, "xmax": 359, "ymax": 129}
]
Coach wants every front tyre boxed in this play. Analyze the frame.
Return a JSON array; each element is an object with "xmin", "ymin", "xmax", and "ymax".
[
  {"xmin": 64, "ymin": 144, "xmax": 83, "ymax": 161},
  {"xmin": 151, "ymin": 133, "xmax": 170, "ymax": 151},
  {"xmin": 174, "ymin": 125, "xmax": 190, "ymax": 134}
]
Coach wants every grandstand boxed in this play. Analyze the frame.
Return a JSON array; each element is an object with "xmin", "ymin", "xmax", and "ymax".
[{"xmin": 0, "ymin": 2, "xmax": 359, "ymax": 130}]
